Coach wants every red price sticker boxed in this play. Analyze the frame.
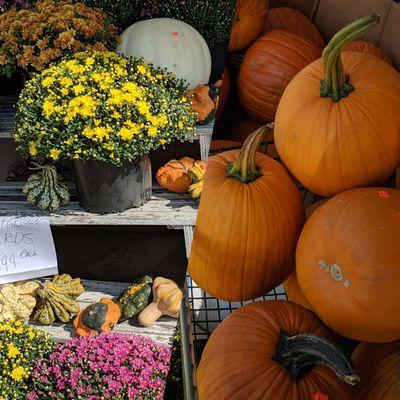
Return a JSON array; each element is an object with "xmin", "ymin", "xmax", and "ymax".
[
  {"xmin": 313, "ymin": 393, "xmax": 328, "ymax": 400},
  {"xmin": 378, "ymin": 190, "xmax": 389, "ymax": 199},
  {"xmin": 172, "ymin": 31, "xmax": 179, "ymax": 37}
]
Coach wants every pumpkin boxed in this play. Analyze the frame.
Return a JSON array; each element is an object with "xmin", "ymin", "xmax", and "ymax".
[
  {"xmin": 23, "ymin": 164, "xmax": 70, "ymax": 212},
  {"xmin": 0, "ymin": 281, "xmax": 39, "ymax": 321},
  {"xmin": 263, "ymin": 7, "xmax": 325, "ymax": 49},
  {"xmin": 228, "ymin": 0, "xmax": 269, "ymax": 52},
  {"xmin": 210, "ymin": 140, "xmax": 242, "ymax": 151},
  {"xmin": 284, "ymin": 200, "xmax": 327, "ymax": 310},
  {"xmin": 33, "ymin": 274, "xmax": 84, "ymax": 325},
  {"xmin": 116, "ymin": 275, "xmax": 153, "ymax": 321},
  {"xmin": 396, "ymin": 166, "xmax": 400, "ymax": 189},
  {"xmin": 188, "ymin": 84, "xmax": 218, "ymax": 124},
  {"xmin": 296, "ymin": 187, "xmax": 400, "ymax": 342},
  {"xmin": 274, "ymin": 15, "xmax": 400, "ymax": 197},
  {"xmin": 215, "ymin": 67, "xmax": 230, "ymax": 122},
  {"xmin": 352, "ymin": 341, "xmax": 400, "ymax": 399},
  {"xmin": 197, "ymin": 300, "xmax": 358, "ymax": 400},
  {"xmin": 117, "ymin": 18, "xmax": 211, "ymax": 90},
  {"xmin": 188, "ymin": 126, "xmax": 305, "ymax": 301},
  {"xmin": 237, "ymin": 30, "xmax": 321, "ymax": 123},
  {"xmin": 344, "ymin": 40, "xmax": 392, "ymax": 64},
  {"xmin": 74, "ymin": 297, "xmax": 121, "ymax": 337},
  {"xmin": 156, "ymin": 157, "xmax": 195, "ymax": 193},
  {"xmin": 138, "ymin": 277, "xmax": 182, "ymax": 327}
]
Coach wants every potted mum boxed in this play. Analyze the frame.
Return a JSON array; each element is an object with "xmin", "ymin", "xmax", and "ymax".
[{"xmin": 14, "ymin": 51, "xmax": 196, "ymax": 213}]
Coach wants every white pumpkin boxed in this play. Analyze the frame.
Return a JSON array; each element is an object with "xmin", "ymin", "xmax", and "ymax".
[{"xmin": 117, "ymin": 18, "xmax": 211, "ymax": 90}]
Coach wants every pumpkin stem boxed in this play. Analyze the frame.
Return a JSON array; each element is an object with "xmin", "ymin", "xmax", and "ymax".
[
  {"xmin": 273, "ymin": 331, "xmax": 360, "ymax": 385},
  {"xmin": 320, "ymin": 14, "xmax": 380, "ymax": 102},
  {"xmin": 226, "ymin": 124, "xmax": 273, "ymax": 183}
]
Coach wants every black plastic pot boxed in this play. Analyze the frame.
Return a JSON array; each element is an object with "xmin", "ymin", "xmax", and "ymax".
[
  {"xmin": 209, "ymin": 40, "xmax": 230, "ymax": 84},
  {"xmin": 72, "ymin": 156, "xmax": 152, "ymax": 214}
]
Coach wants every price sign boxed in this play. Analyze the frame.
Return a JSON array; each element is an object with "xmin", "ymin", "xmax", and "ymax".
[{"xmin": 0, "ymin": 216, "xmax": 58, "ymax": 283}]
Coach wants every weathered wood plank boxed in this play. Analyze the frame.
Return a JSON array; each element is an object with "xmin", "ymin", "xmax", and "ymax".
[
  {"xmin": 0, "ymin": 182, "xmax": 198, "ymax": 226},
  {"xmin": 31, "ymin": 279, "xmax": 179, "ymax": 345}
]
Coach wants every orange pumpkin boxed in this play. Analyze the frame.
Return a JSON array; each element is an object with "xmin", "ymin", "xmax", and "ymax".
[
  {"xmin": 188, "ymin": 126, "xmax": 305, "ymax": 301},
  {"xmin": 297, "ymin": 187, "xmax": 400, "ymax": 342},
  {"xmin": 237, "ymin": 30, "xmax": 321, "ymax": 123},
  {"xmin": 263, "ymin": 7, "xmax": 324, "ymax": 49},
  {"xmin": 187, "ymin": 85, "xmax": 217, "ymax": 124},
  {"xmin": 284, "ymin": 200, "xmax": 327, "ymax": 310},
  {"xmin": 228, "ymin": 0, "xmax": 269, "ymax": 52},
  {"xmin": 352, "ymin": 341, "xmax": 400, "ymax": 399},
  {"xmin": 396, "ymin": 166, "xmax": 400, "ymax": 189},
  {"xmin": 215, "ymin": 67, "xmax": 230, "ymax": 122},
  {"xmin": 275, "ymin": 15, "xmax": 400, "ymax": 197},
  {"xmin": 344, "ymin": 40, "xmax": 392, "ymax": 64},
  {"xmin": 156, "ymin": 157, "xmax": 195, "ymax": 193},
  {"xmin": 197, "ymin": 300, "xmax": 358, "ymax": 400}
]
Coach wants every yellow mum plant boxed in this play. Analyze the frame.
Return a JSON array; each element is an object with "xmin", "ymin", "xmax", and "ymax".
[{"xmin": 14, "ymin": 51, "xmax": 196, "ymax": 165}]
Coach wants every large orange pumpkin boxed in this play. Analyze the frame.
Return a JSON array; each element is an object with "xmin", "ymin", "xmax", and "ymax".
[
  {"xmin": 188, "ymin": 126, "xmax": 305, "ymax": 301},
  {"xmin": 344, "ymin": 40, "xmax": 392, "ymax": 64},
  {"xmin": 237, "ymin": 30, "xmax": 321, "ymax": 123},
  {"xmin": 297, "ymin": 187, "xmax": 400, "ymax": 342},
  {"xmin": 263, "ymin": 7, "xmax": 324, "ymax": 49},
  {"xmin": 284, "ymin": 200, "xmax": 327, "ymax": 310},
  {"xmin": 228, "ymin": 0, "xmax": 269, "ymax": 52},
  {"xmin": 215, "ymin": 67, "xmax": 230, "ymax": 122},
  {"xmin": 275, "ymin": 15, "xmax": 400, "ymax": 197},
  {"xmin": 352, "ymin": 341, "xmax": 400, "ymax": 399},
  {"xmin": 197, "ymin": 300, "xmax": 358, "ymax": 400}
]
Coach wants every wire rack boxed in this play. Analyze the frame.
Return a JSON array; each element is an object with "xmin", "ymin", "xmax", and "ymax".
[{"xmin": 185, "ymin": 137, "xmax": 323, "ymax": 359}]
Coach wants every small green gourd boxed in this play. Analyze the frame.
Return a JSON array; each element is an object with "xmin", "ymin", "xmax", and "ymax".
[
  {"xmin": 22, "ymin": 164, "xmax": 70, "ymax": 212},
  {"xmin": 116, "ymin": 275, "xmax": 153, "ymax": 321}
]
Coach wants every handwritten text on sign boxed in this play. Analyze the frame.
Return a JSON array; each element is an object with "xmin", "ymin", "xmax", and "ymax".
[{"xmin": 0, "ymin": 217, "xmax": 58, "ymax": 283}]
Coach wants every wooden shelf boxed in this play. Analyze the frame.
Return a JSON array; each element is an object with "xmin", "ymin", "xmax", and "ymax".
[
  {"xmin": 0, "ymin": 182, "xmax": 198, "ymax": 227},
  {"xmin": 32, "ymin": 279, "xmax": 178, "ymax": 345}
]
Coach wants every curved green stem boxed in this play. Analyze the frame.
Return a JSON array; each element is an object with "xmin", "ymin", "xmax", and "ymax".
[
  {"xmin": 226, "ymin": 124, "xmax": 273, "ymax": 183},
  {"xmin": 273, "ymin": 331, "xmax": 360, "ymax": 385},
  {"xmin": 321, "ymin": 14, "xmax": 380, "ymax": 102}
]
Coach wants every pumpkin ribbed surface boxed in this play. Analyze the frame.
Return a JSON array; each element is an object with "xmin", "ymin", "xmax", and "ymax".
[
  {"xmin": 352, "ymin": 341, "xmax": 400, "ymax": 399},
  {"xmin": 297, "ymin": 188, "xmax": 400, "ymax": 342},
  {"xmin": 197, "ymin": 301, "xmax": 352, "ymax": 400},
  {"xmin": 237, "ymin": 30, "xmax": 321, "ymax": 123},
  {"xmin": 229, "ymin": 0, "xmax": 269, "ymax": 52},
  {"xmin": 263, "ymin": 7, "xmax": 325, "ymax": 49},
  {"xmin": 344, "ymin": 40, "xmax": 391, "ymax": 64}
]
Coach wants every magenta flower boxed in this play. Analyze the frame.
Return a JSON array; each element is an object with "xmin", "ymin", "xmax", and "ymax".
[{"xmin": 29, "ymin": 333, "xmax": 172, "ymax": 399}]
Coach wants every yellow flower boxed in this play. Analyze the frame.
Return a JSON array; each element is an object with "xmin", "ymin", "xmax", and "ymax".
[
  {"xmin": 137, "ymin": 65, "xmax": 146, "ymax": 74},
  {"xmin": 10, "ymin": 366, "xmax": 27, "ymax": 381},
  {"xmin": 118, "ymin": 127, "xmax": 135, "ymax": 141},
  {"xmin": 42, "ymin": 76, "xmax": 55, "ymax": 87},
  {"xmin": 137, "ymin": 101, "xmax": 150, "ymax": 115},
  {"xmin": 73, "ymin": 84, "xmax": 85, "ymax": 95},
  {"xmin": 8, "ymin": 343, "xmax": 19, "ymax": 358},
  {"xmin": 83, "ymin": 127, "xmax": 95, "ymax": 139},
  {"xmin": 160, "ymin": 139, "xmax": 167, "ymax": 145},
  {"xmin": 28, "ymin": 141, "xmax": 37, "ymax": 156},
  {"xmin": 60, "ymin": 77, "xmax": 73, "ymax": 87},
  {"xmin": 148, "ymin": 126, "xmax": 157, "ymax": 136},
  {"xmin": 60, "ymin": 87, "xmax": 69, "ymax": 96},
  {"xmin": 26, "ymin": 98, "xmax": 33, "ymax": 104},
  {"xmin": 42, "ymin": 100, "xmax": 56, "ymax": 117},
  {"xmin": 85, "ymin": 57, "xmax": 94, "ymax": 67},
  {"xmin": 156, "ymin": 74, "xmax": 163, "ymax": 79},
  {"xmin": 64, "ymin": 138, "xmax": 72, "ymax": 145},
  {"xmin": 65, "ymin": 95, "xmax": 97, "ymax": 122},
  {"xmin": 178, "ymin": 121, "xmax": 184, "ymax": 129},
  {"xmin": 109, "ymin": 152, "xmax": 115, "ymax": 159},
  {"xmin": 111, "ymin": 111, "xmax": 121, "ymax": 119},
  {"xmin": 50, "ymin": 149, "xmax": 61, "ymax": 160}
]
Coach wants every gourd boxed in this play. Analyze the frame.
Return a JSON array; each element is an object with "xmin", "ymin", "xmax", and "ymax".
[
  {"xmin": 117, "ymin": 18, "xmax": 211, "ymax": 90},
  {"xmin": 275, "ymin": 15, "xmax": 400, "ymax": 196},
  {"xmin": 156, "ymin": 157, "xmax": 195, "ymax": 193},
  {"xmin": 73, "ymin": 297, "xmax": 121, "ymax": 336},
  {"xmin": 263, "ymin": 7, "xmax": 324, "ymax": 49},
  {"xmin": 352, "ymin": 341, "xmax": 400, "ymax": 399},
  {"xmin": 344, "ymin": 40, "xmax": 392, "ymax": 64},
  {"xmin": 22, "ymin": 165, "xmax": 70, "ymax": 212},
  {"xmin": 188, "ymin": 84, "xmax": 218, "ymax": 125},
  {"xmin": 188, "ymin": 161, "xmax": 207, "ymax": 201},
  {"xmin": 116, "ymin": 275, "xmax": 153, "ymax": 321},
  {"xmin": 296, "ymin": 187, "xmax": 400, "ymax": 342},
  {"xmin": 215, "ymin": 67, "xmax": 230, "ymax": 122},
  {"xmin": 228, "ymin": 0, "xmax": 269, "ymax": 52},
  {"xmin": 237, "ymin": 30, "xmax": 321, "ymax": 123},
  {"xmin": 0, "ymin": 281, "xmax": 39, "ymax": 321},
  {"xmin": 188, "ymin": 126, "xmax": 305, "ymax": 301},
  {"xmin": 284, "ymin": 200, "xmax": 327, "ymax": 310},
  {"xmin": 138, "ymin": 277, "xmax": 182, "ymax": 327},
  {"xmin": 33, "ymin": 274, "xmax": 84, "ymax": 325},
  {"xmin": 197, "ymin": 301, "xmax": 358, "ymax": 400}
]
